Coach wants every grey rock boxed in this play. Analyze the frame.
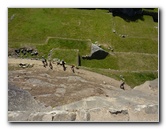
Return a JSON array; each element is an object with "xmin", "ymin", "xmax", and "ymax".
[
  {"xmin": 8, "ymin": 83, "xmax": 52, "ymax": 120},
  {"xmin": 8, "ymin": 64, "xmax": 158, "ymax": 122},
  {"xmin": 42, "ymin": 114, "xmax": 53, "ymax": 121},
  {"xmin": 8, "ymin": 84, "xmax": 41, "ymax": 112},
  {"xmin": 112, "ymin": 29, "xmax": 116, "ymax": 33},
  {"xmin": 90, "ymin": 44, "xmax": 108, "ymax": 59},
  {"xmin": 145, "ymin": 105, "xmax": 158, "ymax": 114},
  {"xmin": 76, "ymin": 110, "xmax": 90, "ymax": 121},
  {"xmin": 89, "ymin": 108, "xmax": 129, "ymax": 121},
  {"xmin": 128, "ymin": 104, "xmax": 159, "ymax": 122},
  {"xmin": 8, "ymin": 111, "xmax": 31, "ymax": 121},
  {"xmin": 109, "ymin": 109, "xmax": 128, "ymax": 115},
  {"xmin": 52, "ymin": 111, "xmax": 76, "ymax": 121},
  {"xmin": 82, "ymin": 44, "xmax": 109, "ymax": 60},
  {"xmin": 28, "ymin": 112, "xmax": 45, "ymax": 121}
]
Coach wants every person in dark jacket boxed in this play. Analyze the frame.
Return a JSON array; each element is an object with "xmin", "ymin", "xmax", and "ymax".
[
  {"xmin": 71, "ymin": 64, "xmax": 75, "ymax": 73},
  {"xmin": 120, "ymin": 81, "xmax": 125, "ymax": 90},
  {"xmin": 61, "ymin": 60, "xmax": 66, "ymax": 71}
]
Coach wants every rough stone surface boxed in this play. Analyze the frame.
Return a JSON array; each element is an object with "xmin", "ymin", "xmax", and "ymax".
[
  {"xmin": 90, "ymin": 44, "xmax": 109, "ymax": 59},
  {"xmin": 42, "ymin": 114, "xmax": 53, "ymax": 121},
  {"xmin": 28, "ymin": 112, "xmax": 45, "ymax": 121},
  {"xmin": 52, "ymin": 111, "xmax": 76, "ymax": 121},
  {"xmin": 89, "ymin": 108, "xmax": 129, "ymax": 122},
  {"xmin": 8, "ymin": 83, "xmax": 42, "ymax": 112},
  {"xmin": 8, "ymin": 111, "xmax": 31, "ymax": 121},
  {"xmin": 76, "ymin": 109, "xmax": 90, "ymax": 121},
  {"xmin": 8, "ymin": 58, "xmax": 158, "ymax": 122},
  {"xmin": 145, "ymin": 105, "xmax": 158, "ymax": 114},
  {"xmin": 128, "ymin": 104, "xmax": 158, "ymax": 122},
  {"xmin": 82, "ymin": 44, "xmax": 109, "ymax": 60}
]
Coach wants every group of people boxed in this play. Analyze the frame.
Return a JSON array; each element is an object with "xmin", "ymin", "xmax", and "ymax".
[
  {"xmin": 41, "ymin": 56, "xmax": 75, "ymax": 73},
  {"xmin": 42, "ymin": 56, "xmax": 53, "ymax": 69},
  {"xmin": 42, "ymin": 56, "xmax": 125, "ymax": 90},
  {"xmin": 15, "ymin": 47, "xmax": 38, "ymax": 57}
]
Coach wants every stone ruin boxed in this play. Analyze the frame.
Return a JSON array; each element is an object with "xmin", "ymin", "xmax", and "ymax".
[{"xmin": 82, "ymin": 44, "xmax": 109, "ymax": 60}]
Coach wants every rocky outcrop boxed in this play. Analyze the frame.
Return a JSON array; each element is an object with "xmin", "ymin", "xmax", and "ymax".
[
  {"xmin": 8, "ymin": 83, "xmax": 52, "ymax": 113},
  {"xmin": 82, "ymin": 44, "xmax": 109, "ymax": 60},
  {"xmin": 8, "ymin": 103, "xmax": 158, "ymax": 122},
  {"xmin": 8, "ymin": 59, "xmax": 158, "ymax": 122},
  {"xmin": 8, "ymin": 94, "xmax": 158, "ymax": 122},
  {"xmin": 8, "ymin": 77, "xmax": 158, "ymax": 122}
]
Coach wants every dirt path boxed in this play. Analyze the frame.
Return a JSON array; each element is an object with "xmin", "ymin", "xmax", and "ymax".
[{"xmin": 8, "ymin": 57, "xmax": 129, "ymax": 89}]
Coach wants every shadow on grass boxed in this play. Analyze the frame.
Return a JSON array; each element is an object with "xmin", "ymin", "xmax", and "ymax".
[
  {"xmin": 143, "ymin": 10, "xmax": 158, "ymax": 22},
  {"xmin": 113, "ymin": 13, "xmax": 144, "ymax": 22},
  {"xmin": 110, "ymin": 8, "xmax": 158, "ymax": 22}
]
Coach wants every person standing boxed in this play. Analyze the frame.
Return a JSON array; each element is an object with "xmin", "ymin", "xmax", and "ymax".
[
  {"xmin": 120, "ymin": 81, "xmax": 125, "ymax": 90},
  {"xmin": 71, "ymin": 64, "xmax": 75, "ymax": 73},
  {"xmin": 61, "ymin": 60, "xmax": 66, "ymax": 71},
  {"xmin": 49, "ymin": 60, "xmax": 53, "ymax": 70}
]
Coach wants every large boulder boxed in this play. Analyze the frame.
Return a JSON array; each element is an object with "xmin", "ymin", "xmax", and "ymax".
[
  {"xmin": 89, "ymin": 44, "xmax": 108, "ymax": 59},
  {"xmin": 8, "ymin": 83, "xmax": 50, "ymax": 112},
  {"xmin": 82, "ymin": 44, "xmax": 109, "ymax": 60}
]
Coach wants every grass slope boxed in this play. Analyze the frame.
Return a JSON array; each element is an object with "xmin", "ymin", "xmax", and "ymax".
[{"xmin": 8, "ymin": 8, "xmax": 158, "ymax": 87}]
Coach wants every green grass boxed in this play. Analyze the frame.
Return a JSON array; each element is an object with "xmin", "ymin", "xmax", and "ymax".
[
  {"xmin": 113, "ymin": 15, "xmax": 158, "ymax": 39},
  {"xmin": 81, "ymin": 53, "xmax": 158, "ymax": 71},
  {"xmin": 51, "ymin": 49, "xmax": 78, "ymax": 65},
  {"xmin": 35, "ymin": 38, "xmax": 91, "ymax": 59},
  {"xmin": 111, "ymin": 37, "xmax": 158, "ymax": 54},
  {"xmin": 116, "ymin": 53, "xmax": 158, "ymax": 71},
  {"xmin": 123, "ymin": 72, "xmax": 158, "ymax": 88},
  {"xmin": 81, "ymin": 55, "xmax": 119, "ymax": 69},
  {"xmin": 143, "ymin": 8, "xmax": 158, "ymax": 13},
  {"xmin": 8, "ymin": 8, "xmax": 158, "ymax": 87},
  {"xmin": 48, "ymin": 38, "xmax": 91, "ymax": 55},
  {"xmin": 8, "ymin": 8, "xmax": 113, "ymax": 44},
  {"xmin": 88, "ymin": 68, "xmax": 158, "ymax": 88}
]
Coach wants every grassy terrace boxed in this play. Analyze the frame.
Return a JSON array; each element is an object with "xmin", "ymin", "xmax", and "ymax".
[
  {"xmin": 8, "ymin": 8, "xmax": 114, "ymax": 45},
  {"xmin": 47, "ymin": 38, "xmax": 91, "ymax": 55},
  {"xmin": 111, "ymin": 37, "xmax": 158, "ymax": 54},
  {"xmin": 8, "ymin": 8, "xmax": 158, "ymax": 87},
  {"xmin": 51, "ymin": 49, "xmax": 79, "ymax": 65},
  {"xmin": 88, "ymin": 68, "xmax": 158, "ymax": 88}
]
